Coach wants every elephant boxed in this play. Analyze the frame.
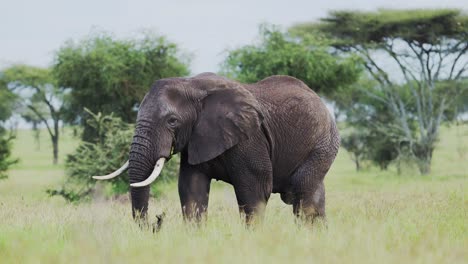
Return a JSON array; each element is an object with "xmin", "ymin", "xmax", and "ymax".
[{"xmin": 93, "ymin": 72, "xmax": 340, "ymax": 225}]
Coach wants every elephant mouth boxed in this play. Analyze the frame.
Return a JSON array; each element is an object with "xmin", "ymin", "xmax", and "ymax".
[{"xmin": 167, "ymin": 145, "xmax": 176, "ymax": 160}]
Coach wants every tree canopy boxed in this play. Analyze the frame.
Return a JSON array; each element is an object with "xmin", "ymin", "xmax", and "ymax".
[
  {"xmin": 292, "ymin": 9, "xmax": 468, "ymax": 174},
  {"xmin": 293, "ymin": 9, "xmax": 467, "ymax": 47},
  {"xmin": 53, "ymin": 31, "xmax": 191, "ymax": 130},
  {"xmin": 221, "ymin": 25, "xmax": 362, "ymax": 96},
  {"xmin": 0, "ymin": 86, "xmax": 17, "ymax": 122}
]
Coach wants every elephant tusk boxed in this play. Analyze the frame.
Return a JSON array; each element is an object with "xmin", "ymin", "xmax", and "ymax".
[
  {"xmin": 92, "ymin": 161, "xmax": 129, "ymax": 180},
  {"xmin": 130, "ymin": 158, "xmax": 166, "ymax": 187}
]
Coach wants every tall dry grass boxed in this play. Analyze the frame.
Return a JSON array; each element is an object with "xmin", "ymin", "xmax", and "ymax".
[{"xmin": 0, "ymin": 125, "xmax": 466, "ymax": 263}]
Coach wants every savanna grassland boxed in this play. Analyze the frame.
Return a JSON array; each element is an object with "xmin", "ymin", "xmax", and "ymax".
[{"xmin": 0, "ymin": 125, "xmax": 467, "ymax": 264}]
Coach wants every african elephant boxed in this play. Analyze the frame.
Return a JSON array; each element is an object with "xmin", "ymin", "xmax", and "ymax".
[{"xmin": 93, "ymin": 73, "xmax": 340, "ymax": 224}]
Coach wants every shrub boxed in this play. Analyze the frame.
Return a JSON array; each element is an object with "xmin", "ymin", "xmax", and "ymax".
[
  {"xmin": 48, "ymin": 110, "xmax": 179, "ymax": 202},
  {"xmin": 0, "ymin": 128, "xmax": 17, "ymax": 180}
]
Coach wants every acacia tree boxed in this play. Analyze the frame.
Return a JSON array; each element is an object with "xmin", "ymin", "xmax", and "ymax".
[
  {"xmin": 336, "ymin": 78, "xmax": 406, "ymax": 172},
  {"xmin": 20, "ymin": 105, "xmax": 47, "ymax": 150},
  {"xmin": 0, "ymin": 83, "xmax": 17, "ymax": 124},
  {"xmin": 341, "ymin": 131, "xmax": 367, "ymax": 171},
  {"xmin": 53, "ymin": 31, "xmax": 190, "ymax": 141},
  {"xmin": 292, "ymin": 9, "xmax": 468, "ymax": 174},
  {"xmin": 221, "ymin": 25, "xmax": 362, "ymax": 96},
  {"xmin": 1, "ymin": 65, "xmax": 65, "ymax": 164},
  {"xmin": 0, "ymin": 83, "xmax": 18, "ymax": 178}
]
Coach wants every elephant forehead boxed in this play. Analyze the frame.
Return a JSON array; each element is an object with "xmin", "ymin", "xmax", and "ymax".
[
  {"xmin": 138, "ymin": 99, "xmax": 172, "ymax": 117},
  {"xmin": 159, "ymin": 86, "xmax": 192, "ymax": 111},
  {"xmin": 138, "ymin": 88, "xmax": 186, "ymax": 118}
]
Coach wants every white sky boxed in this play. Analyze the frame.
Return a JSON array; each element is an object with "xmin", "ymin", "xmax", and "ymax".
[{"xmin": 1, "ymin": 0, "xmax": 467, "ymax": 74}]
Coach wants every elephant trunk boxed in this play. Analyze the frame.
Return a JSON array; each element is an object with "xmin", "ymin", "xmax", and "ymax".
[
  {"xmin": 128, "ymin": 125, "xmax": 161, "ymax": 220},
  {"xmin": 130, "ymin": 158, "xmax": 165, "ymax": 187}
]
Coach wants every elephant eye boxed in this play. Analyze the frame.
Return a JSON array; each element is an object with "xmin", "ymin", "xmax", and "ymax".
[{"xmin": 167, "ymin": 116, "xmax": 179, "ymax": 127}]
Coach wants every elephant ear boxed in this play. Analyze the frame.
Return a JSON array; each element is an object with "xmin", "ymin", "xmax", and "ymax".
[{"xmin": 187, "ymin": 85, "xmax": 263, "ymax": 165}]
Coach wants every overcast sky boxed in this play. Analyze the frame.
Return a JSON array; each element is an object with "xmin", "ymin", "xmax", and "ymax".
[{"xmin": 1, "ymin": 0, "xmax": 466, "ymax": 74}]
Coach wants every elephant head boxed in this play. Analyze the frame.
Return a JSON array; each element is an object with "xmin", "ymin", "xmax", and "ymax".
[{"xmin": 93, "ymin": 73, "xmax": 263, "ymax": 219}]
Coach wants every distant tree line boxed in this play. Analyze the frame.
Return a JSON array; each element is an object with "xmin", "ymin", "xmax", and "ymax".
[{"xmin": 0, "ymin": 31, "xmax": 189, "ymax": 169}]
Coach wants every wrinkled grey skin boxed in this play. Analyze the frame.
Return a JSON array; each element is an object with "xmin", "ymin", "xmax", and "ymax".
[{"xmin": 129, "ymin": 73, "xmax": 340, "ymax": 224}]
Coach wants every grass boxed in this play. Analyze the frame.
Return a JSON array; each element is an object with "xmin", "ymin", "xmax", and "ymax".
[{"xmin": 0, "ymin": 125, "xmax": 467, "ymax": 263}]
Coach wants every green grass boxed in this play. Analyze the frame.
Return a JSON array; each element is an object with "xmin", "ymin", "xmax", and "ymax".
[{"xmin": 0, "ymin": 125, "xmax": 467, "ymax": 263}]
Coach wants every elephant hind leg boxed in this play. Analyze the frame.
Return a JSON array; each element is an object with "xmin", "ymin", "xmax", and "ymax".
[
  {"xmin": 292, "ymin": 181, "xmax": 326, "ymax": 223},
  {"xmin": 291, "ymin": 144, "xmax": 337, "ymax": 224}
]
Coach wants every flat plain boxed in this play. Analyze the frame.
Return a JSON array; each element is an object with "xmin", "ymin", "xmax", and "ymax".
[{"xmin": 0, "ymin": 125, "xmax": 466, "ymax": 263}]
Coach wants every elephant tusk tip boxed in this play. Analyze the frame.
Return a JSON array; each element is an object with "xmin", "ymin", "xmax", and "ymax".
[{"xmin": 90, "ymin": 161, "xmax": 129, "ymax": 181}]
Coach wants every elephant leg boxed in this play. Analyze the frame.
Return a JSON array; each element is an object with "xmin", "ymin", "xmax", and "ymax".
[
  {"xmin": 280, "ymin": 192, "xmax": 294, "ymax": 205},
  {"xmin": 178, "ymin": 164, "xmax": 211, "ymax": 222},
  {"xmin": 227, "ymin": 141, "xmax": 273, "ymax": 225},
  {"xmin": 291, "ymin": 146, "xmax": 336, "ymax": 224},
  {"xmin": 234, "ymin": 187, "xmax": 270, "ymax": 225},
  {"xmin": 292, "ymin": 181, "xmax": 326, "ymax": 223}
]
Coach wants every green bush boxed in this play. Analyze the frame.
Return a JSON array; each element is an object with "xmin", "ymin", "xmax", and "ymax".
[
  {"xmin": 48, "ymin": 110, "xmax": 179, "ymax": 202},
  {"xmin": 0, "ymin": 128, "xmax": 18, "ymax": 180},
  {"xmin": 0, "ymin": 85, "xmax": 18, "ymax": 179}
]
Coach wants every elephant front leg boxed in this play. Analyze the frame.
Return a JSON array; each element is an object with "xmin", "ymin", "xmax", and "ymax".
[
  {"xmin": 228, "ymin": 140, "xmax": 273, "ymax": 225},
  {"xmin": 178, "ymin": 164, "xmax": 211, "ymax": 222}
]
